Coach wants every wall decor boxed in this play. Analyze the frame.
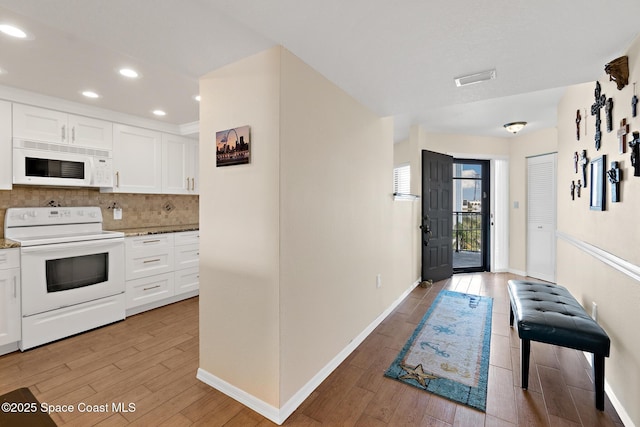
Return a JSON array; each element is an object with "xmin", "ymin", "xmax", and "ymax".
[
  {"xmin": 605, "ymin": 98, "xmax": 613, "ymax": 133},
  {"xmin": 571, "ymin": 180, "xmax": 576, "ymax": 200},
  {"xmin": 576, "ymin": 180, "xmax": 582, "ymax": 197},
  {"xmin": 590, "ymin": 155, "xmax": 606, "ymax": 211},
  {"xmin": 591, "ymin": 82, "xmax": 606, "ymax": 150},
  {"xmin": 633, "ymin": 83, "xmax": 638, "ymax": 117},
  {"xmin": 573, "ymin": 151, "xmax": 579, "ymax": 173},
  {"xmin": 215, "ymin": 125, "xmax": 251, "ymax": 167},
  {"xmin": 575, "ymin": 110, "xmax": 581, "ymax": 140},
  {"xmin": 580, "ymin": 150, "xmax": 589, "ymax": 187},
  {"xmin": 630, "ymin": 131, "xmax": 640, "ymax": 176},
  {"xmin": 617, "ymin": 118, "xmax": 630, "ymax": 154},
  {"xmin": 607, "ymin": 161, "xmax": 622, "ymax": 203},
  {"xmin": 604, "ymin": 55, "xmax": 629, "ymax": 90}
]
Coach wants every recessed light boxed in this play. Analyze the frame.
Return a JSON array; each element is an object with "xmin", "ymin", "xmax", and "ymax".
[
  {"xmin": 82, "ymin": 90, "xmax": 100, "ymax": 99},
  {"xmin": 0, "ymin": 24, "xmax": 27, "ymax": 39},
  {"xmin": 153, "ymin": 110, "xmax": 166, "ymax": 117},
  {"xmin": 0, "ymin": 67, "xmax": 6, "ymax": 75},
  {"xmin": 119, "ymin": 68, "xmax": 139, "ymax": 78},
  {"xmin": 194, "ymin": 95, "xmax": 201, "ymax": 102}
]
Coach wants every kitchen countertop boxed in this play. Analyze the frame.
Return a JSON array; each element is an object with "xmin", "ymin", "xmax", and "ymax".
[
  {"xmin": 0, "ymin": 239, "xmax": 20, "ymax": 249},
  {"xmin": 109, "ymin": 224, "xmax": 199, "ymax": 237}
]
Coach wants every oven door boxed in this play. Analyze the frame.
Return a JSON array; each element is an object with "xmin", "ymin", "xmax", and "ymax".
[{"xmin": 20, "ymin": 238, "xmax": 125, "ymax": 316}]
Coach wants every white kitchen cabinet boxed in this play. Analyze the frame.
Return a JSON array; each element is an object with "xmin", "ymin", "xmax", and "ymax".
[
  {"xmin": 125, "ymin": 234, "xmax": 174, "ymax": 281},
  {"xmin": 174, "ymin": 231, "xmax": 199, "ymax": 296},
  {"xmin": 125, "ymin": 231, "xmax": 198, "ymax": 313},
  {"xmin": 126, "ymin": 272, "xmax": 174, "ymax": 309},
  {"xmin": 13, "ymin": 104, "xmax": 112, "ymax": 150},
  {"xmin": 109, "ymin": 124, "xmax": 162, "ymax": 194},
  {"xmin": 0, "ymin": 100, "xmax": 11, "ymax": 190},
  {"xmin": 0, "ymin": 249, "xmax": 21, "ymax": 347},
  {"xmin": 161, "ymin": 134, "xmax": 198, "ymax": 194}
]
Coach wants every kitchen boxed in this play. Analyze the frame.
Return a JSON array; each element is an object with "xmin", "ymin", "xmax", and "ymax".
[{"xmin": 0, "ymin": 98, "xmax": 200, "ymax": 354}]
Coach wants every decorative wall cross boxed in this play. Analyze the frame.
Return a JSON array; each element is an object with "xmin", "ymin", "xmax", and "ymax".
[
  {"xmin": 591, "ymin": 82, "xmax": 606, "ymax": 150},
  {"xmin": 630, "ymin": 131, "xmax": 640, "ymax": 177},
  {"xmin": 579, "ymin": 150, "xmax": 589, "ymax": 187},
  {"xmin": 573, "ymin": 151, "xmax": 579, "ymax": 173},
  {"xmin": 607, "ymin": 161, "xmax": 622, "ymax": 203},
  {"xmin": 570, "ymin": 181, "xmax": 576, "ymax": 200},
  {"xmin": 605, "ymin": 98, "xmax": 614, "ymax": 133},
  {"xmin": 576, "ymin": 180, "xmax": 582, "ymax": 197},
  {"xmin": 633, "ymin": 83, "xmax": 638, "ymax": 117},
  {"xmin": 617, "ymin": 118, "xmax": 630, "ymax": 154},
  {"xmin": 575, "ymin": 110, "xmax": 581, "ymax": 140}
]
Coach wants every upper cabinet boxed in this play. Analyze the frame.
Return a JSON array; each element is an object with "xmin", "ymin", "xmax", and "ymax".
[
  {"xmin": 13, "ymin": 104, "xmax": 113, "ymax": 150},
  {"xmin": 109, "ymin": 124, "xmax": 163, "ymax": 194},
  {"xmin": 0, "ymin": 101, "xmax": 11, "ymax": 190},
  {"xmin": 161, "ymin": 134, "xmax": 198, "ymax": 195}
]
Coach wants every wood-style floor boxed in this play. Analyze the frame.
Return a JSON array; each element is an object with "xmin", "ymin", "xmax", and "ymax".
[{"xmin": 0, "ymin": 273, "xmax": 624, "ymax": 426}]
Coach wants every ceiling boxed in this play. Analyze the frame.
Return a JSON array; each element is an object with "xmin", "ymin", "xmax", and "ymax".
[{"xmin": 0, "ymin": 0, "xmax": 639, "ymax": 142}]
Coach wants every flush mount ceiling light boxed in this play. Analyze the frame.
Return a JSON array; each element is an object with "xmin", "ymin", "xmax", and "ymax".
[
  {"xmin": 454, "ymin": 69, "xmax": 496, "ymax": 87},
  {"xmin": 0, "ymin": 24, "xmax": 28, "ymax": 39},
  {"xmin": 503, "ymin": 121, "xmax": 527, "ymax": 134},
  {"xmin": 82, "ymin": 90, "xmax": 100, "ymax": 99},
  {"xmin": 194, "ymin": 95, "xmax": 201, "ymax": 102},
  {"xmin": 152, "ymin": 109, "xmax": 166, "ymax": 117},
  {"xmin": 119, "ymin": 68, "xmax": 139, "ymax": 78}
]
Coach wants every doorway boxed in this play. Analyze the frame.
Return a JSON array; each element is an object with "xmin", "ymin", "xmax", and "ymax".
[{"xmin": 452, "ymin": 159, "xmax": 490, "ymax": 272}]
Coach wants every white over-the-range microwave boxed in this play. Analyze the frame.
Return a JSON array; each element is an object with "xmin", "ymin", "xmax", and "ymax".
[{"xmin": 12, "ymin": 138, "xmax": 114, "ymax": 188}]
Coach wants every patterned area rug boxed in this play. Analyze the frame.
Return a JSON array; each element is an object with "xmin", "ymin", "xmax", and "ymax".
[{"xmin": 384, "ymin": 290, "xmax": 493, "ymax": 411}]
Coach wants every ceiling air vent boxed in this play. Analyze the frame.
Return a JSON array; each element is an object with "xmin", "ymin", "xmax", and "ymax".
[{"xmin": 454, "ymin": 69, "xmax": 496, "ymax": 87}]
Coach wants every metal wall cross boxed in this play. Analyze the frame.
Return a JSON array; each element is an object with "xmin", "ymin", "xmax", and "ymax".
[{"xmin": 591, "ymin": 81, "xmax": 606, "ymax": 150}]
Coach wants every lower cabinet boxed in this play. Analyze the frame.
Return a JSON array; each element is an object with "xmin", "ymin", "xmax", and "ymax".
[
  {"xmin": 0, "ymin": 249, "xmax": 21, "ymax": 348},
  {"xmin": 125, "ymin": 231, "xmax": 199, "ymax": 314}
]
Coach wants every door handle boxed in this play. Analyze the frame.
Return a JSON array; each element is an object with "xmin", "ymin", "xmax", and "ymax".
[{"xmin": 419, "ymin": 215, "xmax": 432, "ymax": 246}]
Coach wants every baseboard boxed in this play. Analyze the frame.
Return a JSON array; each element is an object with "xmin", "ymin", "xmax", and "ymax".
[
  {"xmin": 125, "ymin": 290, "xmax": 199, "ymax": 317},
  {"xmin": 582, "ymin": 352, "xmax": 636, "ymax": 427},
  {"xmin": 197, "ymin": 278, "xmax": 422, "ymax": 424},
  {"xmin": 509, "ymin": 269, "xmax": 526, "ymax": 277},
  {"xmin": 0, "ymin": 341, "xmax": 19, "ymax": 356}
]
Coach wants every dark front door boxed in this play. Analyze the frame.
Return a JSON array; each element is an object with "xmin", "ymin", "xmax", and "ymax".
[{"xmin": 421, "ymin": 150, "xmax": 453, "ymax": 282}]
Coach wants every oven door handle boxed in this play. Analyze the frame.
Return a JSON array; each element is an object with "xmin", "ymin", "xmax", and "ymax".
[{"xmin": 20, "ymin": 238, "xmax": 124, "ymax": 254}]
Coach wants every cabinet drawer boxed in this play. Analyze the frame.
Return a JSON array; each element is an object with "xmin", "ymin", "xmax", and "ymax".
[
  {"xmin": 0, "ymin": 249, "xmax": 19, "ymax": 270},
  {"xmin": 126, "ymin": 272, "xmax": 174, "ymax": 309},
  {"xmin": 125, "ymin": 250, "xmax": 174, "ymax": 280},
  {"xmin": 174, "ymin": 244, "xmax": 199, "ymax": 270},
  {"xmin": 126, "ymin": 234, "xmax": 174, "ymax": 250},
  {"xmin": 174, "ymin": 267, "xmax": 199, "ymax": 295},
  {"xmin": 174, "ymin": 231, "xmax": 199, "ymax": 246}
]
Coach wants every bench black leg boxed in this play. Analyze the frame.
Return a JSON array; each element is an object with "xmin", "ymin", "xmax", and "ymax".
[
  {"xmin": 594, "ymin": 354, "xmax": 605, "ymax": 410},
  {"xmin": 521, "ymin": 339, "xmax": 530, "ymax": 389},
  {"xmin": 509, "ymin": 304, "xmax": 514, "ymax": 327}
]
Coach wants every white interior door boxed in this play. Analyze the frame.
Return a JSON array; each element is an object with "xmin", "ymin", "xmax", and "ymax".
[{"xmin": 527, "ymin": 153, "xmax": 557, "ymax": 282}]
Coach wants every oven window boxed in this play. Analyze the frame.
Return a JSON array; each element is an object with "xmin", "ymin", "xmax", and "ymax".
[
  {"xmin": 46, "ymin": 253, "xmax": 109, "ymax": 292},
  {"xmin": 26, "ymin": 157, "xmax": 85, "ymax": 179}
]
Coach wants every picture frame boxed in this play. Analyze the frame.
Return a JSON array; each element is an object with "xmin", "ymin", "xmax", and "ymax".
[
  {"xmin": 216, "ymin": 125, "xmax": 250, "ymax": 167},
  {"xmin": 590, "ymin": 155, "xmax": 606, "ymax": 211}
]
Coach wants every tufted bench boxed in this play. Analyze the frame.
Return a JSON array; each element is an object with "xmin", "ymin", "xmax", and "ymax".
[{"xmin": 507, "ymin": 280, "xmax": 610, "ymax": 410}]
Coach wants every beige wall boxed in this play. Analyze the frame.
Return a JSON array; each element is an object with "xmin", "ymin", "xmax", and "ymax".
[
  {"xmin": 198, "ymin": 46, "xmax": 417, "ymax": 412},
  {"xmin": 199, "ymin": 47, "xmax": 282, "ymax": 406},
  {"xmin": 555, "ymin": 35, "xmax": 640, "ymax": 425}
]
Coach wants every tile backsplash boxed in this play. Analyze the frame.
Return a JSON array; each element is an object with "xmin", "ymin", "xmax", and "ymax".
[{"xmin": 0, "ymin": 187, "xmax": 199, "ymax": 237}]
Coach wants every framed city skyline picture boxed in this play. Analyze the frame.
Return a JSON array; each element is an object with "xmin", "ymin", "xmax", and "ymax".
[{"xmin": 216, "ymin": 125, "xmax": 250, "ymax": 167}]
